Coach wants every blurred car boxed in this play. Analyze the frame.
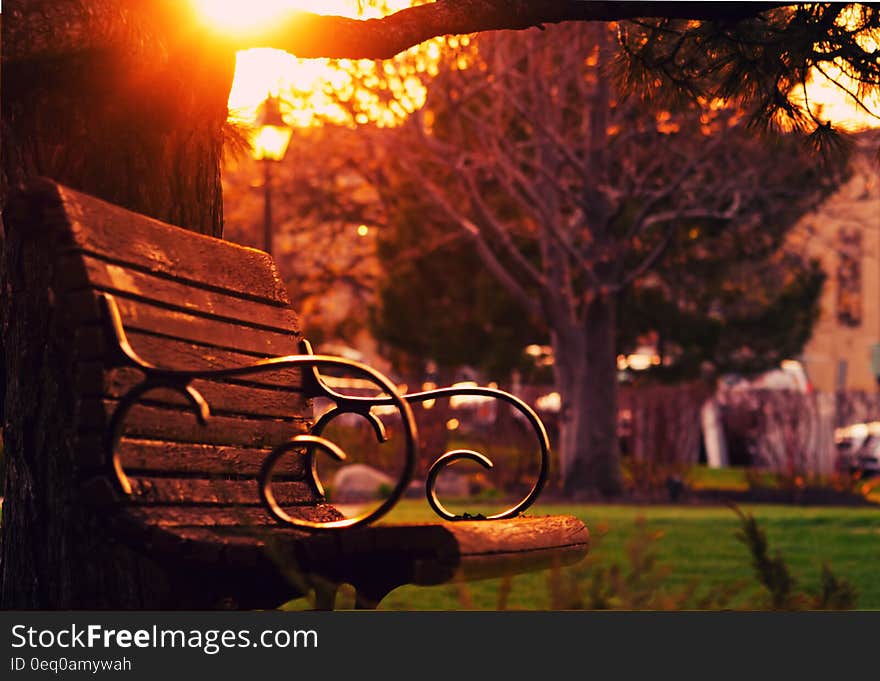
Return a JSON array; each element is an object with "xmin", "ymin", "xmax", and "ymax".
[
  {"xmin": 835, "ymin": 421, "xmax": 880, "ymax": 476},
  {"xmin": 722, "ymin": 359, "xmax": 813, "ymax": 393}
]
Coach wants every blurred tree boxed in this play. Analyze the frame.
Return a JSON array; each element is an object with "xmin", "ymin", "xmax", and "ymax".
[
  {"xmin": 364, "ymin": 24, "xmax": 841, "ymax": 496},
  {"xmin": 215, "ymin": 14, "xmax": 840, "ymax": 496},
  {"xmin": 369, "ymin": 191, "xmax": 827, "ymax": 387},
  {"xmin": 370, "ymin": 195, "xmax": 545, "ymax": 382},
  {"xmin": 618, "ymin": 248, "xmax": 826, "ymax": 383},
  {"xmin": 220, "ymin": 113, "xmax": 542, "ymax": 378}
]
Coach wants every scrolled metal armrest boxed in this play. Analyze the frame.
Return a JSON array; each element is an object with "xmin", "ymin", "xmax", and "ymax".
[
  {"xmin": 102, "ymin": 293, "xmax": 551, "ymax": 527},
  {"xmin": 287, "ymin": 324, "xmax": 552, "ymax": 521},
  {"xmin": 100, "ymin": 293, "xmax": 418, "ymax": 532},
  {"xmin": 403, "ymin": 386, "xmax": 550, "ymax": 520}
]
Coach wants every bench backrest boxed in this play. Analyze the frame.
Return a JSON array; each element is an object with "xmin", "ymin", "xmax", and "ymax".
[{"xmin": 17, "ymin": 179, "xmax": 325, "ymax": 521}]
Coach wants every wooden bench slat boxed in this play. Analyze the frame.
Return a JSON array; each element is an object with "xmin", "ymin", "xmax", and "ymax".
[
  {"xmin": 79, "ymin": 367, "xmax": 309, "ymax": 420},
  {"xmin": 56, "ymin": 253, "xmax": 302, "ymax": 333},
  {"xmin": 117, "ymin": 439, "xmax": 306, "ymax": 478},
  {"xmin": 73, "ymin": 435, "xmax": 307, "ymax": 478},
  {"xmin": 79, "ymin": 400, "xmax": 309, "ymax": 449},
  {"xmin": 440, "ymin": 515, "xmax": 589, "ymax": 557},
  {"xmin": 68, "ymin": 292, "xmax": 301, "ymax": 356},
  {"xmin": 49, "ymin": 183, "xmax": 290, "ymax": 306},
  {"xmin": 126, "ymin": 477, "xmax": 317, "ymax": 506},
  {"xmin": 125, "ymin": 504, "xmax": 344, "ymax": 528},
  {"xmin": 271, "ymin": 516, "xmax": 591, "ymax": 586},
  {"xmin": 425, "ymin": 516, "xmax": 591, "ymax": 584},
  {"xmin": 75, "ymin": 335, "xmax": 304, "ymax": 388}
]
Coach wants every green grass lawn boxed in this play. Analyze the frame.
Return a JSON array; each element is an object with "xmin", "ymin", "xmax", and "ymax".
[{"xmin": 366, "ymin": 501, "xmax": 880, "ymax": 610}]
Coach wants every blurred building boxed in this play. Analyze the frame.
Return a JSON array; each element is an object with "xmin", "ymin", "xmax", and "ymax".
[{"xmin": 791, "ymin": 131, "xmax": 880, "ymax": 392}]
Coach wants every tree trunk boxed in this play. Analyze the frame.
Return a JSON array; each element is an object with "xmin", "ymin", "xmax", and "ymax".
[
  {"xmin": 1, "ymin": 4, "xmax": 234, "ymax": 233},
  {"xmin": 553, "ymin": 330, "xmax": 584, "ymax": 487},
  {"xmin": 556, "ymin": 294, "xmax": 623, "ymax": 497},
  {"xmin": 0, "ymin": 2, "xmax": 239, "ymax": 608}
]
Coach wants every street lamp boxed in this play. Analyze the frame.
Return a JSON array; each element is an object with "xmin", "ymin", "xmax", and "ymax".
[{"xmin": 253, "ymin": 94, "xmax": 292, "ymax": 255}]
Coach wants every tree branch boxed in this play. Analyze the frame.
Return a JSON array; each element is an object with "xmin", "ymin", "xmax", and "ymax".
[
  {"xmin": 232, "ymin": 1, "xmax": 788, "ymax": 59},
  {"xmin": 418, "ymin": 175, "xmax": 544, "ymax": 317},
  {"xmin": 615, "ymin": 229, "xmax": 675, "ymax": 292},
  {"xmin": 459, "ymin": 168, "xmax": 548, "ymax": 288},
  {"xmin": 624, "ymin": 127, "xmax": 732, "ymax": 242}
]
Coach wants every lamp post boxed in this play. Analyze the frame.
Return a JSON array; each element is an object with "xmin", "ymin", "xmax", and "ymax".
[{"xmin": 253, "ymin": 94, "xmax": 292, "ymax": 256}]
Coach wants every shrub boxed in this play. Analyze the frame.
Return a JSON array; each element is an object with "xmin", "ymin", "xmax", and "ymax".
[
  {"xmin": 547, "ymin": 517, "xmax": 745, "ymax": 610},
  {"xmin": 732, "ymin": 506, "xmax": 858, "ymax": 610},
  {"xmin": 622, "ymin": 459, "xmax": 693, "ymax": 500},
  {"xmin": 547, "ymin": 507, "xmax": 858, "ymax": 610}
]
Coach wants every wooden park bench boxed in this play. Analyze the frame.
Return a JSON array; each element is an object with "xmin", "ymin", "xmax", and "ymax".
[{"xmin": 1, "ymin": 179, "xmax": 588, "ymax": 609}]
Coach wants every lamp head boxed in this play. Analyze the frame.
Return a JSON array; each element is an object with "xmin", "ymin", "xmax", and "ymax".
[{"xmin": 253, "ymin": 95, "xmax": 292, "ymax": 161}]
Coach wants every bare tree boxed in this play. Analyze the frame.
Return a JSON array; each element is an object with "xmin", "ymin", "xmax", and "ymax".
[{"xmin": 377, "ymin": 23, "xmax": 835, "ymax": 496}]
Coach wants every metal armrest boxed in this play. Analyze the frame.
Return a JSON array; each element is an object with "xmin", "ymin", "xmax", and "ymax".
[
  {"xmin": 101, "ymin": 293, "xmax": 550, "ymax": 530},
  {"xmin": 305, "ymin": 366, "xmax": 550, "ymax": 521}
]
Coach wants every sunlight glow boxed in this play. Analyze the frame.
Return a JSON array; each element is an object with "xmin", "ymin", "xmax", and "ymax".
[
  {"xmin": 227, "ymin": 46, "xmax": 431, "ymax": 129},
  {"xmin": 218, "ymin": 1, "xmax": 429, "ymax": 130},
  {"xmin": 193, "ymin": 0, "xmax": 355, "ymax": 34},
  {"xmin": 253, "ymin": 125, "xmax": 292, "ymax": 160},
  {"xmin": 211, "ymin": 1, "xmax": 879, "ymax": 137},
  {"xmin": 795, "ymin": 66, "xmax": 880, "ymax": 132},
  {"xmin": 787, "ymin": 8, "xmax": 879, "ymax": 131}
]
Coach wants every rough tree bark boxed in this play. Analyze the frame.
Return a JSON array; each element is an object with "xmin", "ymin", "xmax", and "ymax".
[
  {"xmin": 1, "ymin": 0, "xmax": 236, "ymax": 608},
  {"xmin": 551, "ymin": 293, "xmax": 622, "ymax": 497},
  {"xmin": 1, "ymin": 1, "xmax": 234, "ymax": 232}
]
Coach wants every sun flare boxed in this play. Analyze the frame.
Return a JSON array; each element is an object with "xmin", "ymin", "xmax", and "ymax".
[{"xmin": 192, "ymin": 0, "xmax": 357, "ymax": 34}]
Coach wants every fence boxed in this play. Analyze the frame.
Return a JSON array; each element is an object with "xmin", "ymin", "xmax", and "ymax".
[
  {"xmin": 715, "ymin": 389, "xmax": 880, "ymax": 475},
  {"xmin": 618, "ymin": 382, "xmax": 711, "ymax": 467},
  {"xmin": 619, "ymin": 386, "xmax": 880, "ymax": 476},
  {"xmin": 525, "ymin": 383, "xmax": 880, "ymax": 476}
]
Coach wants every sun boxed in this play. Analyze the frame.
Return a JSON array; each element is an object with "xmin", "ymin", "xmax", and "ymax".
[
  {"xmin": 193, "ymin": 0, "xmax": 296, "ymax": 34},
  {"xmin": 192, "ymin": 1, "xmax": 356, "ymax": 34}
]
